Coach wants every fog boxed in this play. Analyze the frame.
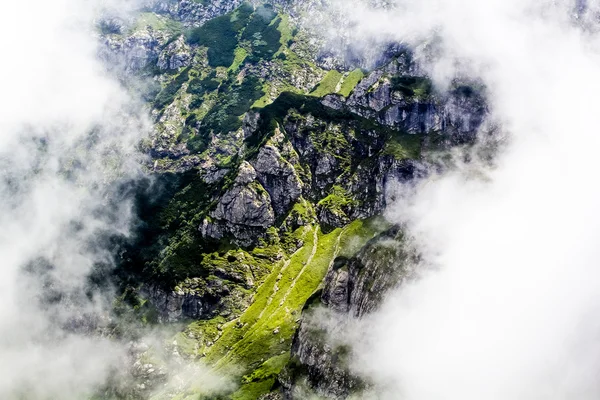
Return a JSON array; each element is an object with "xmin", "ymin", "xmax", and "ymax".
[
  {"xmin": 6, "ymin": 0, "xmax": 600, "ymax": 398},
  {"xmin": 0, "ymin": 0, "xmax": 149, "ymax": 398},
  {"xmin": 308, "ymin": 0, "xmax": 600, "ymax": 398}
]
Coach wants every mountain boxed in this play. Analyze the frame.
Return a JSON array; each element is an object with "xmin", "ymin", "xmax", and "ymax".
[{"xmin": 96, "ymin": 1, "xmax": 487, "ymax": 398}]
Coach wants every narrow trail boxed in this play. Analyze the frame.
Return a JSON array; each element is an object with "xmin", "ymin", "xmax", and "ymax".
[
  {"xmin": 256, "ymin": 258, "xmax": 290, "ymax": 322},
  {"xmin": 211, "ymin": 227, "xmax": 315, "ymax": 369},
  {"xmin": 211, "ymin": 225, "xmax": 352, "ymax": 370},
  {"xmin": 278, "ymin": 226, "xmax": 319, "ymax": 307},
  {"xmin": 255, "ymin": 225, "xmax": 311, "ymax": 321},
  {"xmin": 328, "ymin": 227, "xmax": 345, "ymax": 270}
]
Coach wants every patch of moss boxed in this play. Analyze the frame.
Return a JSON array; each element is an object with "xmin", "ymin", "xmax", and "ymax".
[
  {"xmin": 318, "ymin": 185, "xmax": 356, "ymax": 217},
  {"xmin": 238, "ymin": 5, "xmax": 283, "ymax": 62},
  {"xmin": 229, "ymin": 47, "xmax": 249, "ymax": 72},
  {"xmin": 337, "ymin": 217, "xmax": 391, "ymax": 259},
  {"xmin": 310, "ymin": 70, "xmax": 343, "ymax": 97},
  {"xmin": 242, "ymin": 353, "xmax": 290, "ymax": 384},
  {"xmin": 339, "ymin": 69, "xmax": 364, "ymax": 97},
  {"xmin": 154, "ymin": 67, "xmax": 191, "ymax": 109},
  {"xmin": 276, "ymin": 14, "xmax": 294, "ymax": 50},
  {"xmin": 231, "ymin": 379, "xmax": 276, "ymax": 400},
  {"xmin": 382, "ymin": 130, "xmax": 423, "ymax": 160},
  {"xmin": 391, "ymin": 75, "xmax": 433, "ymax": 100},
  {"xmin": 186, "ymin": 9, "xmax": 248, "ymax": 67},
  {"xmin": 197, "ymin": 74, "xmax": 265, "ymax": 137},
  {"xmin": 187, "ymin": 71, "xmax": 220, "ymax": 99}
]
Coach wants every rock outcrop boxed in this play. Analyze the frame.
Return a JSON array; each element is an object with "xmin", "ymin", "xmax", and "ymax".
[
  {"xmin": 147, "ymin": 0, "xmax": 244, "ymax": 27},
  {"xmin": 250, "ymin": 129, "xmax": 304, "ymax": 217},
  {"xmin": 200, "ymin": 162, "xmax": 275, "ymax": 246},
  {"xmin": 100, "ymin": 27, "xmax": 168, "ymax": 72},
  {"xmin": 157, "ymin": 35, "xmax": 192, "ymax": 71},
  {"xmin": 281, "ymin": 226, "xmax": 416, "ymax": 399}
]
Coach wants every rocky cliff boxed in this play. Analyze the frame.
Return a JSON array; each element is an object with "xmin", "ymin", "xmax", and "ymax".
[
  {"xmin": 279, "ymin": 226, "xmax": 416, "ymax": 399},
  {"xmin": 98, "ymin": 2, "xmax": 488, "ymax": 399}
]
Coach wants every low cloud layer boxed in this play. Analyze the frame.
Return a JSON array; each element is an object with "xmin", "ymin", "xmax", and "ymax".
[
  {"xmin": 0, "ymin": 0, "xmax": 149, "ymax": 398},
  {"xmin": 308, "ymin": 0, "xmax": 600, "ymax": 398}
]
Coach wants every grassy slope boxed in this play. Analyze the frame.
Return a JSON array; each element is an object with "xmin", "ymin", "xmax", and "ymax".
[
  {"xmin": 120, "ymin": 3, "xmax": 434, "ymax": 399},
  {"xmin": 160, "ymin": 219, "xmax": 384, "ymax": 399}
]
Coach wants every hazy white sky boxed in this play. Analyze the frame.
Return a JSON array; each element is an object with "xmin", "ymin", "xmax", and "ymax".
[
  {"xmin": 0, "ymin": 1, "xmax": 149, "ymax": 398},
  {"xmin": 308, "ymin": 0, "xmax": 600, "ymax": 398},
  {"xmin": 4, "ymin": 0, "xmax": 600, "ymax": 398}
]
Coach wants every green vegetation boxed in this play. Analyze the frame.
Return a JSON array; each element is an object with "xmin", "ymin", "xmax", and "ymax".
[
  {"xmin": 241, "ymin": 5, "xmax": 282, "ymax": 62},
  {"xmin": 158, "ymin": 224, "xmax": 345, "ymax": 398},
  {"xmin": 186, "ymin": 71, "xmax": 221, "ymax": 111},
  {"xmin": 382, "ymin": 131, "xmax": 423, "ymax": 160},
  {"xmin": 310, "ymin": 70, "xmax": 343, "ymax": 97},
  {"xmin": 187, "ymin": 72, "xmax": 220, "ymax": 98},
  {"xmin": 318, "ymin": 185, "xmax": 356, "ymax": 215},
  {"xmin": 184, "ymin": 3, "xmax": 283, "ymax": 69},
  {"xmin": 154, "ymin": 67, "xmax": 191, "ymax": 109},
  {"xmin": 131, "ymin": 12, "xmax": 182, "ymax": 35},
  {"xmin": 391, "ymin": 76, "xmax": 433, "ymax": 99},
  {"xmin": 276, "ymin": 14, "xmax": 294, "ymax": 50},
  {"xmin": 196, "ymin": 75, "xmax": 265, "ymax": 138},
  {"xmin": 111, "ymin": 4, "xmax": 443, "ymax": 399},
  {"xmin": 186, "ymin": 5, "xmax": 252, "ymax": 68},
  {"xmin": 337, "ymin": 217, "xmax": 391, "ymax": 258},
  {"xmin": 229, "ymin": 47, "xmax": 249, "ymax": 72},
  {"xmin": 339, "ymin": 69, "xmax": 365, "ymax": 97}
]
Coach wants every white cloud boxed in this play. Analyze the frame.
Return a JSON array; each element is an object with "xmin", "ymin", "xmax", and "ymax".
[
  {"xmin": 308, "ymin": 0, "xmax": 600, "ymax": 398},
  {"xmin": 0, "ymin": 0, "xmax": 150, "ymax": 398}
]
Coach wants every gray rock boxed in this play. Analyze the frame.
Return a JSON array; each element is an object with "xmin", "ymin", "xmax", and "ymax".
[
  {"xmin": 100, "ymin": 27, "xmax": 167, "ymax": 73},
  {"xmin": 281, "ymin": 227, "xmax": 416, "ymax": 398},
  {"xmin": 251, "ymin": 145, "xmax": 303, "ymax": 216},
  {"xmin": 145, "ymin": 0, "xmax": 244, "ymax": 27},
  {"xmin": 202, "ymin": 167, "xmax": 230, "ymax": 184},
  {"xmin": 243, "ymin": 111, "xmax": 261, "ymax": 139},
  {"xmin": 157, "ymin": 35, "xmax": 192, "ymax": 71},
  {"xmin": 200, "ymin": 162, "xmax": 275, "ymax": 246}
]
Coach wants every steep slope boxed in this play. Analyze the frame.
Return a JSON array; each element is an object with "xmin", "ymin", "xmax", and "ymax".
[
  {"xmin": 279, "ymin": 226, "xmax": 415, "ymax": 398},
  {"xmin": 97, "ymin": 2, "xmax": 487, "ymax": 399}
]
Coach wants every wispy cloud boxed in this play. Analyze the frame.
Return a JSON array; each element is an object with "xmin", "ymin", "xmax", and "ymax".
[
  {"xmin": 0, "ymin": 1, "xmax": 150, "ymax": 398},
  {"xmin": 306, "ymin": 0, "xmax": 600, "ymax": 398}
]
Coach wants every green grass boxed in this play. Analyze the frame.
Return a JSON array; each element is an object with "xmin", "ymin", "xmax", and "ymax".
[
  {"xmin": 240, "ymin": 5, "xmax": 282, "ymax": 63},
  {"xmin": 231, "ymin": 379, "xmax": 276, "ymax": 400},
  {"xmin": 318, "ymin": 185, "xmax": 356, "ymax": 220},
  {"xmin": 251, "ymin": 83, "xmax": 272, "ymax": 108},
  {"xmin": 339, "ymin": 69, "xmax": 365, "ymax": 97},
  {"xmin": 276, "ymin": 14, "xmax": 294, "ymax": 50},
  {"xmin": 382, "ymin": 131, "xmax": 423, "ymax": 160},
  {"xmin": 229, "ymin": 47, "xmax": 249, "ymax": 72},
  {"xmin": 186, "ymin": 71, "xmax": 221, "ymax": 112},
  {"xmin": 154, "ymin": 67, "xmax": 191, "ymax": 109},
  {"xmin": 391, "ymin": 76, "xmax": 433, "ymax": 100},
  {"xmin": 131, "ymin": 12, "xmax": 182, "ymax": 35},
  {"xmin": 337, "ymin": 217, "xmax": 391, "ymax": 258},
  {"xmin": 170, "ymin": 225, "xmax": 344, "ymax": 398},
  {"xmin": 186, "ymin": 10, "xmax": 248, "ymax": 67},
  {"xmin": 195, "ymin": 75, "xmax": 265, "ymax": 138},
  {"xmin": 310, "ymin": 70, "xmax": 343, "ymax": 97},
  {"xmin": 231, "ymin": 354, "xmax": 289, "ymax": 399}
]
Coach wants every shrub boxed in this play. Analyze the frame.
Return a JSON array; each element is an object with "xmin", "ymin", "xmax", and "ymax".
[
  {"xmin": 186, "ymin": 15, "xmax": 240, "ymax": 67},
  {"xmin": 390, "ymin": 76, "xmax": 432, "ymax": 99},
  {"xmin": 154, "ymin": 67, "xmax": 191, "ymax": 109}
]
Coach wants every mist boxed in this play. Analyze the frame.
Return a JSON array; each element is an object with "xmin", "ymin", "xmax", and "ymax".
[
  {"xmin": 306, "ymin": 0, "xmax": 600, "ymax": 398},
  {"xmin": 0, "ymin": 0, "xmax": 151, "ymax": 398}
]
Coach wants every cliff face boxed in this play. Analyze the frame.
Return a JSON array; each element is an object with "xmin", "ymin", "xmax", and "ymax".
[
  {"xmin": 279, "ymin": 226, "xmax": 415, "ymax": 399},
  {"xmin": 99, "ymin": 2, "xmax": 488, "ymax": 399}
]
